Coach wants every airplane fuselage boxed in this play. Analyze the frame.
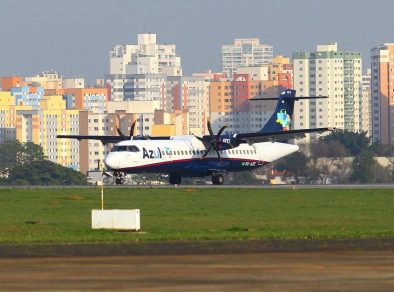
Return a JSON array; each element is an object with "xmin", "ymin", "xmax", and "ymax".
[{"xmin": 104, "ymin": 135, "xmax": 299, "ymax": 178}]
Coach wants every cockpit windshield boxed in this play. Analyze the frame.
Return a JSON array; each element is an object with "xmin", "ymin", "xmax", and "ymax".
[{"xmin": 111, "ymin": 145, "xmax": 140, "ymax": 152}]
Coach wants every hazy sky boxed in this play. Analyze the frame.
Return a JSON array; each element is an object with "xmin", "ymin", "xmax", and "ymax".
[{"xmin": 0, "ymin": 0, "xmax": 393, "ymax": 83}]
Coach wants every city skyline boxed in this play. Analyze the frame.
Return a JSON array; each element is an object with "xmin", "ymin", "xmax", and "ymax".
[{"xmin": 1, "ymin": 0, "xmax": 393, "ymax": 82}]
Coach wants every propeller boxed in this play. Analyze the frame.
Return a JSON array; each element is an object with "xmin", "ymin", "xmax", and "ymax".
[
  {"xmin": 115, "ymin": 114, "xmax": 136, "ymax": 140},
  {"xmin": 195, "ymin": 120, "xmax": 230, "ymax": 161}
]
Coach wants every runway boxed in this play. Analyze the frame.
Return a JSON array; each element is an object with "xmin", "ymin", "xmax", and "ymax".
[
  {"xmin": 1, "ymin": 251, "xmax": 393, "ymax": 291},
  {"xmin": 1, "ymin": 184, "xmax": 394, "ymax": 189}
]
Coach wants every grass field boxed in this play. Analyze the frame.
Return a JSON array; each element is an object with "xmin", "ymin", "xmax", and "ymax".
[{"xmin": 0, "ymin": 187, "xmax": 393, "ymax": 244}]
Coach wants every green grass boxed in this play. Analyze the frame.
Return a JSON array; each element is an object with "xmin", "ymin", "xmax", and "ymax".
[{"xmin": 0, "ymin": 187, "xmax": 393, "ymax": 244}]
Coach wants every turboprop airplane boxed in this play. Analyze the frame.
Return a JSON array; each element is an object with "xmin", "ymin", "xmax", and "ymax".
[{"xmin": 57, "ymin": 90, "xmax": 330, "ymax": 185}]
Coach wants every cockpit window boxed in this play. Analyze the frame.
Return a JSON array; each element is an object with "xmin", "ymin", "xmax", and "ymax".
[{"xmin": 111, "ymin": 145, "xmax": 140, "ymax": 152}]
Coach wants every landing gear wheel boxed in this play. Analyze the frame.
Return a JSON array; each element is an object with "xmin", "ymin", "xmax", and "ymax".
[
  {"xmin": 169, "ymin": 173, "xmax": 182, "ymax": 185},
  {"xmin": 212, "ymin": 173, "xmax": 224, "ymax": 185},
  {"xmin": 114, "ymin": 171, "xmax": 124, "ymax": 185}
]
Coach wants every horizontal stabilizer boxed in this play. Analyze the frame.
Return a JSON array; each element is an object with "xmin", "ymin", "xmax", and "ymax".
[{"xmin": 250, "ymin": 96, "xmax": 329, "ymax": 101}]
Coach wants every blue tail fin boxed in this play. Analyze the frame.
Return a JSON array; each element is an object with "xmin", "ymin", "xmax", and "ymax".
[{"xmin": 260, "ymin": 89, "xmax": 296, "ymax": 132}]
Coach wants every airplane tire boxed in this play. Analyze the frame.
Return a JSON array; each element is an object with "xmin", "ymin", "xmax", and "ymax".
[
  {"xmin": 212, "ymin": 173, "xmax": 224, "ymax": 185},
  {"xmin": 169, "ymin": 173, "xmax": 182, "ymax": 185},
  {"xmin": 115, "ymin": 177, "xmax": 123, "ymax": 185}
]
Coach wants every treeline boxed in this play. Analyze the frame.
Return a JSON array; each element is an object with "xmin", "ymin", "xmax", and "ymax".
[
  {"xmin": 274, "ymin": 130, "xmax": 394, "ymax": 184},
  {"xmin": 0, "ymin": 141, "xmax": 88, "ymax": 185}
]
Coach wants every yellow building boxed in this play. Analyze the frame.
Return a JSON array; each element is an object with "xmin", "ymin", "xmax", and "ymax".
[
  {"xmin": 153, "ymin": 109, "xmax": 189, "ymax": 136},
  {"xmin": 16, "ymin": 95, "xmax": 80, "ymax": 170},
  {"xmin": 0, "ymin": 91, "xmax": 32, "ymax": 143}
]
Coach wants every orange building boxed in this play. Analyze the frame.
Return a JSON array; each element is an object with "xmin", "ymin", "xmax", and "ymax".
[
  {"xmin": 209, "ymin": 73, "xmax": 283, "ymax": 133},
  {"xmin": 371, "ymin": 43, "xmax": 394, "ymax": 145},
  {"xmin": 1, "ymin": 76, "xmax": 23, "ymax": 91}
]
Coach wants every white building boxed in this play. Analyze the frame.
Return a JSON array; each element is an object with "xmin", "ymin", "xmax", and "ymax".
[
  {"xmin": 63, "ymin": 77, "xmax": 85, "ymax": 89},
  {"xmin": 293, "ymin": 43, "xmax": 363, "ymax": 136},
  {"xmin": 110, "ymin": 33, "xmax": 182, "ymax": 76},
  {"xmin": 108, "ymin": 100, "xmax": 162, "ymax": 136},
  {"xmin": 221, "ymin": 38, "xmax": 273, "ymax": 77},
  {"xmin": 106, "ymin": 73, "xmax": 167, "ymax": 103},
  {"xmin": 360, "ymin": 69, "xmax": 372, "ymax": 137},
  {"xmin": 166, "ymin": 76, "xmax": 208, "ymax": 135},
  {"xmin": 107, "ymin": 33, "xmax": 182, "ymax": 101}
]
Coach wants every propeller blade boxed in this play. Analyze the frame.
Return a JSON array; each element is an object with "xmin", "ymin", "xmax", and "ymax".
[
  {"xmin": 115, "ymin": 114, "xmax": 126, "ymax": 137},
  {"xmin": 129, "ymin": 120, "xmax": 136, "ymax": 138},
  {"xmin": 202, "ymin": 145, "xmax": 213, "ymax": 158},
  {"xmin": 207, "ymin": 120, "xmax": 214, "ymax": 136},
  {"xmin": 194, "ymin": 135, "xmax": 205, "ymax": 142},
  {"xmin": 215, "ymin": 149, "xmax": 221, "ymax": 161},
  {"xmin": 216, "ymin": 124, "xmax": 228, "ymax": 137}
]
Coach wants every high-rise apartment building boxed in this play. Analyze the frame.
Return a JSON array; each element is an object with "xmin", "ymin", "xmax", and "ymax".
[
  {"xmin": 17, "ymin": 95, "xmax": 80, "ymax": 169},
  {"xmin": 166, "ymin": 76, "xmax": 208, "ymax": 135},
  {"xmin": 209, "ymin": 74, "xmax": 282, "ymax": 134},
  {"xmin": 106, "ymin": 73, "xmax": 167, "ymax": 103},
  {"xmin": 47, "ymin": 88, "xmax": 108, "ymax": 113},
  {"xmin": 360, "ymin": 69, "xmax": 372, "ymax": 137},
  {"xmin": 109, "ymin": 33, "xmax": 182, "ymax": 76},
  {"xmin": 107, "ymin": 33, "xmax": 182, "ymax": 101},
  {"xmin": 221, "ymin": 38, "xmax": 273, "ymax": 77},
  {"xmin": 293, "ymin": 43, "xmax": 363, "ymax": 134},
  {"xmin": 371, "ymin": 43, "xmax": 394, "ymax": 144},
  {"xmin": 0, "ymin": 91, "xmax": 32, "ymax": 143}
]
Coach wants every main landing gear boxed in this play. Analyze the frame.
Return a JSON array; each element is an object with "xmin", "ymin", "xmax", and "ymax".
[
  {"xmin": 169, "ymin": 173, "xmax": 182, "ymax": 185},
  {"xmin": 212, "ymin": 173, "xmax": 224, "ymax": 185},
  {"xmin": 114, "ymin": 171, "xmax": 124, "ymax": 185}
]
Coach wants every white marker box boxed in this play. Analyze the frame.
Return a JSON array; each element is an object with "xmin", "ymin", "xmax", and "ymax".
[{"xmin": 92, "ymin": 209, "xmax": 140, "ymax": 231}]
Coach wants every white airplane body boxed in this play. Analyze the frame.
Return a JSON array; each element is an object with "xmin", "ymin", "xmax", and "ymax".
[{"xmin": 104, "ymin": 136, "xmax": 299, "ymax": 184}]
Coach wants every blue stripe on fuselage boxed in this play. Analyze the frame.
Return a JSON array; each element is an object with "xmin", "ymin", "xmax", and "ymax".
[{"xmin": 117, "ymin": 157, "xmax": 267, "ymax": 177}]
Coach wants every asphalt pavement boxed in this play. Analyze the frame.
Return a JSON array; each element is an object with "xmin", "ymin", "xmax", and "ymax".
[{"xmin": 1, "ymin": 251, "xmax": 393, "ymax": 291}]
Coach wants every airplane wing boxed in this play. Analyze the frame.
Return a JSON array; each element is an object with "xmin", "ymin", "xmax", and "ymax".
[
  {"xmin": 56, "ymin": 134, "xmax": 171, "ymax": 144},
  {"xmin": 56, "ymin": 135, "xmax": 127, "ymax": 144},
  {"xmin": 234, "ymin": 127, "xmax": 332, "ymax": 144}
]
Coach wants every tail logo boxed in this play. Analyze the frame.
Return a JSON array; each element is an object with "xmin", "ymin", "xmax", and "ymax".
[{"xmin": 276, "ymin": 109, "xmax": 291, "ymax": 131}]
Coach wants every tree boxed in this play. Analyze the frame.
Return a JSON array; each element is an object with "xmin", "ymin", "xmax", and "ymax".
[
  {"xmin": 20, "ymin": 141, "xmax": 45, "ymax": 164},
  {"xmin": 0, "ymin": 141, "xmax": 23, "ymax": 177},
  {"xmin": 7, "ymin": 160, "xmax": 88, "ymax": 185},
  {"xmin": 320, "ymin": 130, "xmax": 370, "ymax": 156},
  {"xmin": 0, "ymin": 140, "xmax": 87, "ymax": 185},
  {"xmin": 275, "ymin": 152, "xmax": 310, "ymax": 183},
  {"xmin": 310, "ymin": 139, "xmax": 351, "ymax": 184},
  {"xmin": 311, "ymin": 140, "xmax": 347, "ymax": 157},
  {"xmin": 349, "ymin": 150, "xmax": 376, "ymax": 183}
]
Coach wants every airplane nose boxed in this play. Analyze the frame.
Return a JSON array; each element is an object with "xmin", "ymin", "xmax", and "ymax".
[{"xmin": 104, "ymin": 154, "xmax": 119, "ymax": 170}]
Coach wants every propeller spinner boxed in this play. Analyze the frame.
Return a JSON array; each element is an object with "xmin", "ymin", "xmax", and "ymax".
[{"xmin": 195, "ymin": 120, "xmax": 232, "ymax": 161}]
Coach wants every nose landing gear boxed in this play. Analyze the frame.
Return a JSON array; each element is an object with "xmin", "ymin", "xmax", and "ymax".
[{"xmin": 114, "ymin": 171, "xmax": 124, "ymax": 185}]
